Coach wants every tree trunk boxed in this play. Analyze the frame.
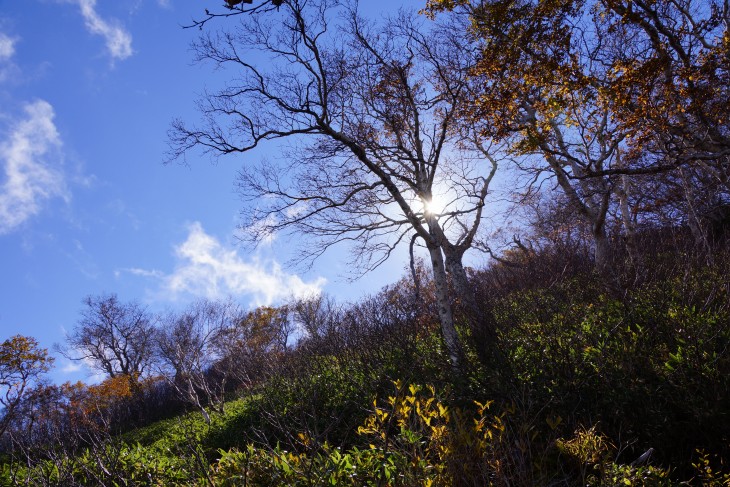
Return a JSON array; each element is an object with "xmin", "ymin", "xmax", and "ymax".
[
  {"xmin": 593, "ymin": 224, "xmax": 610, "ymax": 273},
  {"xmin": 618, "ymin": 174, "xmax": 642, "ymax": 270},
  {"xmin": 180, "ymin": 376, "xmax": 211, "ymax": 425},
  {"xmin": 444, "ymin": 249, "xmax": 491, "ymax": 337},
  {"xmin": 427, "ymin": 245, "xmax": 462, "ymax": 369},
  {"xmin": 443, "ymin": 249, "xmax": 476, "ymax": 317},
  {"xmin": 444, "ymin": 248, "xmax": 507, "ymax": 374},
  {"xmin": 680, "ymin": 167, "xmax": 712, "ymax": 256}
]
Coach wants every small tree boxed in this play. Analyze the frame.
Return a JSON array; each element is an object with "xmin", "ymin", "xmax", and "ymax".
[
  {"xmin": 218, "ymin": 304, "xmax": 295, "ymax": 389},
  {"xmin": 63, "ymin": 294, "xmax": 156, "ymax": 382},
  {"xmin": 156, "ymin": 299, "xmax": 243, "ymax": 423},
  {"xmin": 0, "ymin": 335, "xmax": 53, "ymax": 437},
  {"xmin": 290, "ymin": 294, "xmax": 342, "ymax": 340}
]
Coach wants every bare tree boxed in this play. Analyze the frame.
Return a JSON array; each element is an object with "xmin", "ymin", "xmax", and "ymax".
[
  {"xmin": 62, "ymin": 294, "xmax": 156, "ymax": 382},
  {"xmin": 169, "ymin": 0, "xmax": 504, "ymax": 368},
  {"xmin": 156, "ymin": 299, "xmax": 243, "ymax": 423},
  {"xmin": 516, "ymin": 102, "xmax": 623, "ymax": 272},
  {"xmin": 290, "ymin": 294, "xmax": 342, "ymax": 340}
]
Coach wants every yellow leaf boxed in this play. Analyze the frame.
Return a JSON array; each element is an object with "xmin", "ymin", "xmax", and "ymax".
[{"xmin": 546, "ymin": 415, "xmax": 563, "ymax": 430}]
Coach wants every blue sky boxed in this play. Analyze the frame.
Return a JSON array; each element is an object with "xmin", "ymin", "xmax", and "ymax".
[{"xmin": 0, "ymin": 0, "xmax": 424, "ymax": 383}]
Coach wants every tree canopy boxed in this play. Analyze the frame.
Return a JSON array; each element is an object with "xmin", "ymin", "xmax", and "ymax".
[
  {"xmin": 62, "ymin": 294, "xmax": 156, "ymax": 381},
  {"xmin": 0, "ymin": 335, "xmax": 53, "ymax": 437}
]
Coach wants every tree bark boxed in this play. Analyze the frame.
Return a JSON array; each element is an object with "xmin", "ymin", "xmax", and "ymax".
[
  {"xmin": 618, "ymin": 173, "xmax": 642, "ymax": 270},
  {"xmin": 444, "ymin": 247, "xmax": 507, "ymax": 374},
  {"xmin": 593, "ymin": 224, "xmax": 610, "ymax": 273},
  {"xmin": 427, "ymin": 245, "xmax": 462, "ymax": 369},
  {"xmin": 680, "ymin": 167, "xmax": 712, "ymax": 256},
  {"xmin": 444, "ymin": 248, "xmax": 486, "ymax": 334},
  {"xmin": 443, "ymin": 249, "xmax": 474, "ymax": 316}
]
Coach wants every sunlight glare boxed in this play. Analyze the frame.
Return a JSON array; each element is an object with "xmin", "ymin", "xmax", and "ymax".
[{"xmin": 422, "ymin": 194, "xmax": 448, "ymax": 216}]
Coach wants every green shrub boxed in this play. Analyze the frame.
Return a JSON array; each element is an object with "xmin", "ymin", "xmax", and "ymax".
[{"xmin": 493, "ymin": 265, "xmax": 730, "ymax": 474}]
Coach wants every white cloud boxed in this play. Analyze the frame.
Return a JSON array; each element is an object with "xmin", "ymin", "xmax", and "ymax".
[
  {"xmin": 0, "ymin": 100, "xmax": 68, "ymax": 234},
  {"xmin": 124, "ymin": 267, "xmax": 165, "ymax": 279},
  {"xmin": 245, "ymin": 213, "xmax": 278, "ymax": 245},
  {"xmin": 72, "ymin": 0, "xmax": 133, "ymax": 61},
  {"xmin": 0, "ymin": 32, "xmax": 19, "ymax": 82},
  {"xmin": 132, "ymin": 223, "xmax": 326, "ymax": 306},
  {"xmin": 0, "ymin": 33, "xmax": 15, "ymax": 61},
  {"xmin": 61, "ymin": 361, "xmax": 82, "ymax": 373}
]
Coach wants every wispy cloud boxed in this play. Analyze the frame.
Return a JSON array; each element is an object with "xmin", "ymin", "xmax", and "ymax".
[
  {"xmin": 0, "ymin": 100, "xmax": 68, "ymax": 234},
  {"xmin": 70, "ymin": 0, "xmax": 133, "ymax": 62},
  {"xmin": 128, "ymin": 223, "xmax": 326, "ymax": 306},
  {"xmin": 60, "ymin": 360, "xmax": 82, "ymax": 373},
  {"xmin": 59, "ymin": 356, "xmax": 105, "ymax": 383},
  {"xmin": 0, "ymin": 33, "xmax": 15, "ymax": 61},
  {"xmin": 0, "ymin": 32, "xmax": 19, "ymax": 82},
  {"xmin": 123, "ymin": 267, "xmax": 165, "ymax": 279}
]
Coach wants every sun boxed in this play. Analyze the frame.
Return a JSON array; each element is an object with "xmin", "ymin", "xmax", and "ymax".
[{"xmin": 422, "ymin": 194, "xmax": 448, "ymax": 216}]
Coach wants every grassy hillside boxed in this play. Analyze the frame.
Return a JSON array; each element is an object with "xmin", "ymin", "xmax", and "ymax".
[{"xmin": 2, "ymin": 235, "xmax": 730, "ymax": 486}]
